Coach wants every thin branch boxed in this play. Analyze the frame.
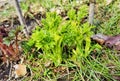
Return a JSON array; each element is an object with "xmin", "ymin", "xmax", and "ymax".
[
  {"xmin": 88, "ymin": 0, "xmax": 96, "ymax": 25},
  {"xmin": 13, "ymin": 0, "xmax": 29, "ymax": 37}
]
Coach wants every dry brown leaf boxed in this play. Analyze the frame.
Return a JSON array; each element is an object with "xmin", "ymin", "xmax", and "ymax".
[
  {"xmin": 44, "ymin": 60, "xmax": 52, "ymax": 67},
  {"xmin": 106, "ymin": 0, "xmax": 113, "ymax": 5},
  {"xmin": 13, "ymin": 64, "xmax": 27, "ymax": 78}
]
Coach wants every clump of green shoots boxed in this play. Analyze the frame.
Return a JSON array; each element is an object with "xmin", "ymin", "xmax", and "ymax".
[
  {"xmin": 26, "ymin": 5, "xmax": 98, "ymax": 67},
  {"xmin": 22, "ymin": 5, "xmax": 109, "ymax": 80}
]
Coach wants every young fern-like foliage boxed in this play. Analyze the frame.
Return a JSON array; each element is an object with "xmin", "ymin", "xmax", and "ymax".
[{"xmin": 26, "ymin": 6, "xmax": 101, "ymax": 67}]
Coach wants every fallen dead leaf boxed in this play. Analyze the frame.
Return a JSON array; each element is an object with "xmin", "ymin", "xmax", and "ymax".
[
  {"xmin": 13, "ymin": 64, "xmax": 27, "ymax": 78},
  {"xmin": 106, "ymin": 0, "xmax": 113, "ymax": 5}
]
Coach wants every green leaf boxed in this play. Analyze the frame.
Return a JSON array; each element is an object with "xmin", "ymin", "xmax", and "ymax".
[
  {"xmin": 77, "ymin": 5, "xmax": 88, "ymax": 20},
  {"xmin": 67, "ymin": 9, "xmax": 76, "ymax": 20}
]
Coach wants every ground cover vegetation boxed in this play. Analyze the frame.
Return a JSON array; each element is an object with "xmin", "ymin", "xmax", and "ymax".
[{"xmin": 0, "ymin": 0, "xmax": 120, "ymax": 81}]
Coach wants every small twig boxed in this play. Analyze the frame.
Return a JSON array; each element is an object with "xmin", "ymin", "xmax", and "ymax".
[
  {"xmin": 57, "ymin": 71, "xmax": 75, "ymax": 79},
  {"xmin": 6, "ymin": 60, "xmax": 9, "ymax": 67},
  {"xmin": 10, "ymin": 17, "xmax": 14, "ymax": 28},
  {"xmin": 66, "ymin": 67, "xmax": 70, "ymax": 80},
  {"xmin": 7, "ymin": 61, "xmax": 12, "ymax": 81},
  {"xmin": 28, "ymin": 65, "xmax": 33, "ymax": 81}
]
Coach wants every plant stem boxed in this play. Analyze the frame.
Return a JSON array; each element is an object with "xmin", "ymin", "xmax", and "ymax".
[
  {"xmin": 13, "ymin": 0, "xmax": 29, "ymax": 37},
  {"xmin": 88, "ymin": 0, "xmax": 95, "ymax": 25}
]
